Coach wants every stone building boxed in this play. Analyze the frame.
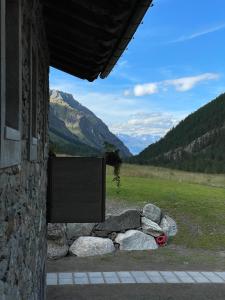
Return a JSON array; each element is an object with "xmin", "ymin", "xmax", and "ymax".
[{"xmin": 0, "ymin": 0, "xmax": 151, "ymax": 299}]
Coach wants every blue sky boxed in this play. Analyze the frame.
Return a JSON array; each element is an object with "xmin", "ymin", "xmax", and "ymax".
[{"xmin": 50, "ymin": 0, "xmax": 225, "ymax": 138}]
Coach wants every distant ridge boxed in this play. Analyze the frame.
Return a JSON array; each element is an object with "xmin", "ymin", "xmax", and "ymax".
[
  {"xmin": 117, "ymin": 133, "xmax": 161, "ymax": 155},
  {"xmin": 49, "ymin": 90, "xmax": 132, "ymax": 157},
  {"xmin": 131, "ymin": 93, "xmax": 225, "ymax": 173}
]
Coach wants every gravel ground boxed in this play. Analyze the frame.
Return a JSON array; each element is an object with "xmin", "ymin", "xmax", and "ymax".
[{"xmin": 106, "ymin": 198, "xmax": 142, "ymax": 215}]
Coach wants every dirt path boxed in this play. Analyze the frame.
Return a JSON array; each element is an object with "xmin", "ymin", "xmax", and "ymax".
[{"xmin": 47, "ymin": 245, "xmax": 225, "ymax": 274}]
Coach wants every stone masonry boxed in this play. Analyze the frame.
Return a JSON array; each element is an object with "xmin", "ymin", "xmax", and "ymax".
[{"xmin": 0, "ymin": 0, "xmax": 49, "ymax": 299}]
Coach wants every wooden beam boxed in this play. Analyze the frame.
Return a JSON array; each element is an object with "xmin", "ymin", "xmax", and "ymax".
[
  {"xmin": 47, "ymin": 35, "xmax": 111, "ymax": 58},
  {"xmin": 43, "ymin": 3, "xmax": 119, "ymax": 36},
  {"xmin": 45, "ymin": 20, "xmax": 95, "ymax": 45},
  {"xmin": 50, "ymin": 60, "xmax": 98, "ymax": 82},
  {"xmin": 48, "ymin": 42, "xmax": 106, "ymax": 65},
  {"xmin": 50, "ymin": 53, "xmax": 101, "ymax": 73}
]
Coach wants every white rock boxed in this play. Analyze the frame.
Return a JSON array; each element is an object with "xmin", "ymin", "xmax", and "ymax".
[
  {"xmin": 142, "ymin": 204, "xmax": 161, "ymax": 224},
  {"xmin": 47, "ymin": 241, "xmax": 68, "ymax": 259},
  {"xmin": 141, "ymin": 217, "xmax": 164, "ymax": 237},
  {"xmin": 160, "ymin": 215, "xmax": 178, "ymax": 237},
  {"xmin": 66, "ymin": 223, "xmax": 95, "ymax": 240},
  {"xmin": 115, "ymin": 230, "xmax": 158, "ymax": 251},
  {"xmin": 69, "ymin": 237, "xmax": 115, "ymax": 257}
]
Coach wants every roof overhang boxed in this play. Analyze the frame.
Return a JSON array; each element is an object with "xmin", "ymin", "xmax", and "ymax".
[{"xmin": 42, "ymin": 0, "xmax": 152, "ymax": 81}]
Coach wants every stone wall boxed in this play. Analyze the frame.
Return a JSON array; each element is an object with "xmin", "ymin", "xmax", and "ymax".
[{"xmin": 0, "ymin": 0, "xmax": 49, "ymax": 299}]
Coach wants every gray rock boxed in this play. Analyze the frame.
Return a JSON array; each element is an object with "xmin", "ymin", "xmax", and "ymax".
[
  {"xmin": 47, "ymin": 223, "xmax": 68, "ymax": 259},
  {"xmin": 47, "ymin": 241, "xmax": 69, "ymax": 259},
  {"xmin": 142, "ymin": 204, "xmax": 162, "ymax": 224},
  {"xmin": 108, "ymin": 232, "xmax": 117, "ymax": 241},
  {"xmin": 115, "ymin": 230, "xmax": 158, "ymax": 251},
  {"xmin": 94, "ymin": 210, "xmax": 141, "ymax": 234},
  {"xmin": 92, "ymin": 230, "xmax": 109, "ymax": 238},
  {"xmin": 141, "ymin": 217, "xmax": 163, "ymax": 237},
  {"xmin": 66, "ymin": 223, "xmax": 95, "ymax": 240},
  {"xmin": 48, "ymin": 223, "xmax": 67, "ymax": 241},
  {"xmin": 69, "ymin": 237, "xmax": 115, "ymax": 257},
  {"xmin": 160, "ymin": 215, "xmax": 178, "ymax": 237}
]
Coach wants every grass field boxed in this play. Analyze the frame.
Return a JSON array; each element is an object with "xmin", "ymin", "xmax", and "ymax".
[{"xmin": 106, "ymin": 164, "xmax": 225, "ymax": 251}]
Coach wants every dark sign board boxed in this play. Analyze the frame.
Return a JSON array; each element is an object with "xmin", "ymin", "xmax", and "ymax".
[{"xmin": 47, "ymin": 157, "xmax": 105, "ymax": 223}]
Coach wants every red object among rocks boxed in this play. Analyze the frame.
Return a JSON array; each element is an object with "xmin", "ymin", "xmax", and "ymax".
[{"xmin": 155, "ymin": 234, "xmax": 168, "ymax": 247}]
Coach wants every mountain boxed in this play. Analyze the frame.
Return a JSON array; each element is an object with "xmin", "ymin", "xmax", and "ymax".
[
  {"xmin": 117, "ymin": 133, "xmax": 161, "ymax": 155},
  {"xmin": 131, "ymin": 93, "xmax": 225, "ymax": 173},
  {"xmin": 49, "ymin": 90, "xmax": 132, "ymax": 157},
  {"xmin": 49, "ymin": 107, "xmax": 100, "ymax": 156}
]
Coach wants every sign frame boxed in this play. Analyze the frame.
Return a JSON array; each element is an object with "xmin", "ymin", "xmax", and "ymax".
[{"xmin": 47, "ymin": 156, "xmax": 105, "ymax": 223}]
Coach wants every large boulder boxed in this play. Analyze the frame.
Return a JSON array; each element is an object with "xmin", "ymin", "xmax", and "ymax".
[
  {"xmin": 93, "ymin": 210, "xmax": 141, "ymax": 236},
  {"xmin": 47, "ymin": 223, "xmax": 68, "ymax": 259},
  {"xmin": 160, "ymin": 215, "xmax": 178, "ymax": 237},
  {"xmin": 142, "ymin": 204, "xmax": 162, "ymax": 224},
  {"xmin": 69, "ymin": 237, "xmax": 115, "ymax": 257},
  {"xmin": 115, "ymin": 230, "xmax": 158, "ymax": 251},
  {"xmin": 66, "ymin": 223, "xmax": 95, "ymax": 242},
  {"xmin": 141, "ymin": 217, "xmax": 164, "ymax": 237}
]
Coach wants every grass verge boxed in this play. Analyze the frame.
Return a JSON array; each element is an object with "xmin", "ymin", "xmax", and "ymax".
[{"xmin": 106, "ymin": 164, "xmax": 225, "ymax": 251}]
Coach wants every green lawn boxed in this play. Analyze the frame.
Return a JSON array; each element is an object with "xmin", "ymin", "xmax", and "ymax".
[{"xmin": 106, "ymin": 164, "xmax": 225, "ymax": 250}]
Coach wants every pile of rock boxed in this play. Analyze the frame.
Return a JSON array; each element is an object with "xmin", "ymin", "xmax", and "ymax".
[{"xmin": 47, "ymin": 203, "xmax": 177, "ymax": 259}]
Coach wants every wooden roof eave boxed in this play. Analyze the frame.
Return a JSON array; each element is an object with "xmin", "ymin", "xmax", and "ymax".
[
  {"xmin": 41, "ymin": 0, "xmax": 153, "ymax": 81},
  {"xmin": 100, "ymin": 0, "xmax": 153, "ymax": 79}
]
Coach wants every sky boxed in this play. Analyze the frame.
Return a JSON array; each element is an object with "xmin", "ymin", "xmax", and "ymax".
[{"xmin": 50, "ymin": 0, "xmax": 225, "ymax": 139}]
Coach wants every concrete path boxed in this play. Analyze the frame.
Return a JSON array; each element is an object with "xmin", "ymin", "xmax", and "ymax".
[
  {"xmin": 47, "ymin": 271, "xmax": 225, "ymax": 285},
  {"xmin": 47, "ymin": 271, "xmax": 225, "ymax": 300},
  {"xmin": 47, "ymin": 249, "xmax": 225, "ymax": 299}
]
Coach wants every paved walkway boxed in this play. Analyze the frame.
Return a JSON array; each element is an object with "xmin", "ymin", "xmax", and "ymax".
[
  {"xmin": 47, "ymin": 250, "xmax": 225, "ymax": 299},
  {"xmin": 47, "ymin": 271, "xmax": 225, "ymax": 286}
]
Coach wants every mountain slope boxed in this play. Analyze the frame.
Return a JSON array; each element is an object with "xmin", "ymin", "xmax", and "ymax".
[
  {"xmin": 49, "ymin": 107, "xmax": 100, "ymax": 156},
  {"xmin": 132, "ymin": 93, "xmax": 225, "ymax": 173},
  {"xmin": 49, "ymin": 90, "xmax": 132, "ymax": 157}
]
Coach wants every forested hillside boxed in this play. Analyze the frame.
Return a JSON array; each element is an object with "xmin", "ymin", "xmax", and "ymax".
[{"xmin": 131, "ymin": 93, "xmax": 225, "ymax": 173}]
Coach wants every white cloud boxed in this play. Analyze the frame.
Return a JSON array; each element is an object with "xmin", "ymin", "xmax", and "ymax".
[
  {"xmin": 164, "ymin": 73, "xmax": 220, "ymax": 92},
  {"xmin": 76, "ymin": 92, "xmax": 139, "ymax": 121},
  {"xmin": 133, "ymin": 83, "xmax": 159, "ymax": 96},
  {"xmin": 126, "ymin": 73, "xmax": 220, "ymax": 96},
  {"xmin": 110, "ymin": 112, "xmax": 185, "ymax": 136},
  {"xmin": 170, "ymin": 24, "xmax": 225, "ymax": 43}
]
